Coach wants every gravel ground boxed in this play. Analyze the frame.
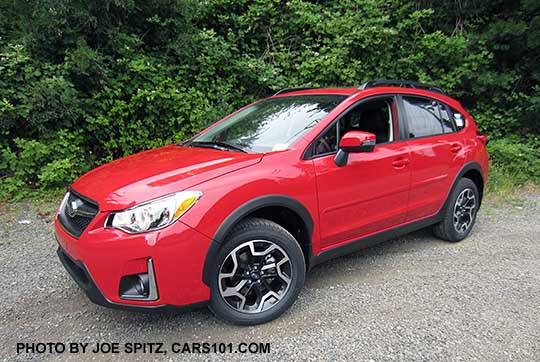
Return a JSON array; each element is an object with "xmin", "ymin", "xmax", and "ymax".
[{"xmin": 1, "ymin": 193, "xmax": 539, "ymax": 362}]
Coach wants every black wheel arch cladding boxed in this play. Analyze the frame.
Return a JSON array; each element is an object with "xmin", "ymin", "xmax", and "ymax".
[
  {"xmin": 202, "ymin": 194, "xmax": 314, "ymax": 286},
  {"xmin": 443, "ymin": 161, "xmax": 484, "ymax": 210}
]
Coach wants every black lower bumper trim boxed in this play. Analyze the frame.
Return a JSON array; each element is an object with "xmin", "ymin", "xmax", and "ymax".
[{"xmin": 56, "ymin": 247, "xmax": 208, "ymax": 312}]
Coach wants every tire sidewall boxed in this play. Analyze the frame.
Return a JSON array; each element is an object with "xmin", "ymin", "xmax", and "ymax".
[
  {"xmin": 209, "ymin": 221, "xmax": 306, "ymax": 325},
  {"xmin": 446, "ymin": 178, "xmax": 479, "ymax": 241}
]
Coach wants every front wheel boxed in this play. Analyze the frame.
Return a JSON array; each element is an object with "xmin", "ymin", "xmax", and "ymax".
[
  {"xmin": 434, "ymin": 178, "xmax": 479, "ymax": 242},
  {"xmin": 209, "ymin": 218, "xmax": 306, "ymax": 325}
]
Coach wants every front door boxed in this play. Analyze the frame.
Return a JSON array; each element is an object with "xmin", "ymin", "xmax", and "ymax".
[{"xmin": 311, "ymin": 96, "xmax": 412, "ymax": 249}]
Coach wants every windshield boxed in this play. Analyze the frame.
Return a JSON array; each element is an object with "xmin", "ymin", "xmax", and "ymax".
[{"xmin": 188, "ymin": 95, "xmax": 346, "ymax": 153}]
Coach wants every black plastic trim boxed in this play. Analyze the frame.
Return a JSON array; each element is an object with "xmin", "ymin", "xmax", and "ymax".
[
  {"xmin": 334, "ymin": 149, "xmax": 349, "ymax": 167},
  {"xmin": 395, "ymin": 94, "xmax": 409, "ymax": 141},
  {"xmin": 441, "ymin": 161, "xmax": 484, "ymax": 209},
  {"xmin": 201, "ymin": 195, "xmax": 314, "ymax": 285},
  {"xmin": 359, "ymin": 79, "xmax": 446, "ymax": 95},
  {"xmin": 310, "ymin": 212, "xmax": 442, "ymax": 267},
  {"xmin": 57, "ymin": 189, "xmax": 99, "ymax": 239},
  {"xmin": 69, "ymin": 188, "xmax": 99, "ymax": 208}
]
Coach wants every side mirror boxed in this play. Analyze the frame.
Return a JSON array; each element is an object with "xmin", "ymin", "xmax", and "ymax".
[{"xmin": 334, "ymin": 131, "xmax": 376, "ymax": 167}]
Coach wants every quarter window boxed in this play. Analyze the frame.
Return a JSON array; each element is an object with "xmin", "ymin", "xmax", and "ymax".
[
  {"xmin": 314, "ymin": 122, "xmax": 338, "ymax": 156},
  {"xmin": 451, "ymin": 109, "xmax": 466, "ymax": 131}
]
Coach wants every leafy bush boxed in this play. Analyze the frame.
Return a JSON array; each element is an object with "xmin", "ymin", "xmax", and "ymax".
[
  {"xmin": 1, "ymin": 131, "xmax": 88, "ymax": 199},
  {"xmin": 487, "ymin": 137, "xmax": 540, "ymax": 185},
  {"xmin": 0, "ymin": 0, "xmax": 539, "ymax": 200}
]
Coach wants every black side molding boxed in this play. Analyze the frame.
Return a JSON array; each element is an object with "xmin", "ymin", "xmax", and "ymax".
[{"xmin": 309, "ymin": 213, "xmax": 441, "ymax": 267}]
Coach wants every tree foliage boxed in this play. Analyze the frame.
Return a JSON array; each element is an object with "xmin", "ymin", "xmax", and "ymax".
[{"xmin": 1, "ymin": 0, "xmax": 539, "ymax": 199}]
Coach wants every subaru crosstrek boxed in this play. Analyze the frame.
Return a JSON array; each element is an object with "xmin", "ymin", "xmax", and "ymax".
[{"xmin": 55, "ymin": 80, "xmax": 489, "ymax": 325}]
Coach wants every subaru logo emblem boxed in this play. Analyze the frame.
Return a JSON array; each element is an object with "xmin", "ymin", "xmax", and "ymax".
[{"xmin": 68, "ymin": 199, "xmax": 82, "ymax": 217}]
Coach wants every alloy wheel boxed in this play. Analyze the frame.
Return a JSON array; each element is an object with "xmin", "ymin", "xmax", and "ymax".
[
  {"xmin": 453, "ymin": 188, "xmax": 476, "ymax": 233},
  {"xmin": 218, "ymin": 240, "xmax": 292, "ymax": 313}
]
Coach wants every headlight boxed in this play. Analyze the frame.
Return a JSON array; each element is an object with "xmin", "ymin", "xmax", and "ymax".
[{"xmin": 107, "ymin": 191, "xmax": 202, "ymax": 234}]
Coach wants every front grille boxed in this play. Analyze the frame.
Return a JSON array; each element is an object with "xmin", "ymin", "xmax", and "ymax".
[{"xmin": 58, "ymin": 190, "xmax": 99, "ymax": 238}]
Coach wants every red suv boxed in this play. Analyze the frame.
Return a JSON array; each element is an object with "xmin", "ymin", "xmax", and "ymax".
[{"xmin": 55, "ymin": 80, "xmax": 489, "ymax": 325}]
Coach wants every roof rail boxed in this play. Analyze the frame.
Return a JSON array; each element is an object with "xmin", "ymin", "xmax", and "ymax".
[
  {"xmin": 273, "ymin": 87, "xmax": 318, "ymax": 96},
  {"xmin": 359, "ymin": 79, "xmax": 446, "ymax": 95}
]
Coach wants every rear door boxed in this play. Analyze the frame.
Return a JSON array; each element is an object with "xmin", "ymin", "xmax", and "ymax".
[{"xmin": 399, "ymin": 95, "xmax": 466, "ymax": 221}]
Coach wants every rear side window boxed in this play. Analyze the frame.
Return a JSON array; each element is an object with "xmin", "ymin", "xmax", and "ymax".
[
  {"xmin": 439, "ymin": 106, "xmax": 455, "ymax": 133},
  {"xmin": 403, "ymin": 96, "xmax": 455, "ymax": 138}
]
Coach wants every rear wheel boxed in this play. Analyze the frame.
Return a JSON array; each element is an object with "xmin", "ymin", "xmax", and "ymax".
[
  {"xmin": 434, "ymin": 178, "xmax": 479, "ymax": 242},
  {"xmin": 209, "ymin": 218, "xmax": 305, "ymax": 325}
]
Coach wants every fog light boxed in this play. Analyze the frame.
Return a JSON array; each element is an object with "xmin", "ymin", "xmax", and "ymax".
[
  {"xmin": 135, "ymin": 274, "xmax": 149, "ymax": 296},
  {"xmin": 118, "ymin": 259, "xmax": 158, "ymax": 301},
  {"xmin": 119, "ymin": 274, "xmax": 149, "ymax": 298}
]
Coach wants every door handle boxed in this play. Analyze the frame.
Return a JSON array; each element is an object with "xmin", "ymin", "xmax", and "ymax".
[
  {"xmin": 392, "ymin": 157, "xmax": 410, "ymax": 168},
  {"xmin": 450, "ymin": 143, "xmax": 462, "ymax": 153}
]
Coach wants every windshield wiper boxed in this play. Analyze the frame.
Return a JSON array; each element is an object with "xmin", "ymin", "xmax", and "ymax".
[{"xmin": 189, "ymin": 141, "xmax": 247, "ymax": 153}]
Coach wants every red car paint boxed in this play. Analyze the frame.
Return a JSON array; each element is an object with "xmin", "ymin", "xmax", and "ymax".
[{"xmin": 55, "ymin": 86, "xmax": 489, "ymax": 309}]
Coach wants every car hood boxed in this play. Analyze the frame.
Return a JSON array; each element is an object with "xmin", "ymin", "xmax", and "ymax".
[{"xmin": 71, "ymin": 145, "xmax": 262, "ymax": 211}]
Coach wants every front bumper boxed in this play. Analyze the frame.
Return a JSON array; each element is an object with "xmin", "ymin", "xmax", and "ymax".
[
  {"xmin": 56, "ymin": 247, "xmax": 207, "ymax": 311},
  {"xmin": 55, "ymin": 211, "xmax": 213, "ymax": 310}
]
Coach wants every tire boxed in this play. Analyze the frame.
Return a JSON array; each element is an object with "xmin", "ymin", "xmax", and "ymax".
[
  {"xmin": 433, "ymin": 178, "xmax": 479, "ymax": 242},
  {"xmin": 208, "ymin": 218, "xmax": 306, "ymax": 325}
]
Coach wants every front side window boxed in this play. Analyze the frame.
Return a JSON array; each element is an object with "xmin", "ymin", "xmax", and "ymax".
[
  {"xmin": 403, "ymin": 96, "xmax": 455, "ymax": 138},
  {"xmin": 312, "ymin": 97, "xmax": 395, "ymax": 157},
  {"xmin": 189, "ymin": 95, "xmax": 346, "ymax": 153}
]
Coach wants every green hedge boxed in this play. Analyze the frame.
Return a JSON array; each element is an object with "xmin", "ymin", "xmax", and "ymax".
[{"xmin": 1, "ymin": 0, "xmax": 539, "ymax": 200}]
